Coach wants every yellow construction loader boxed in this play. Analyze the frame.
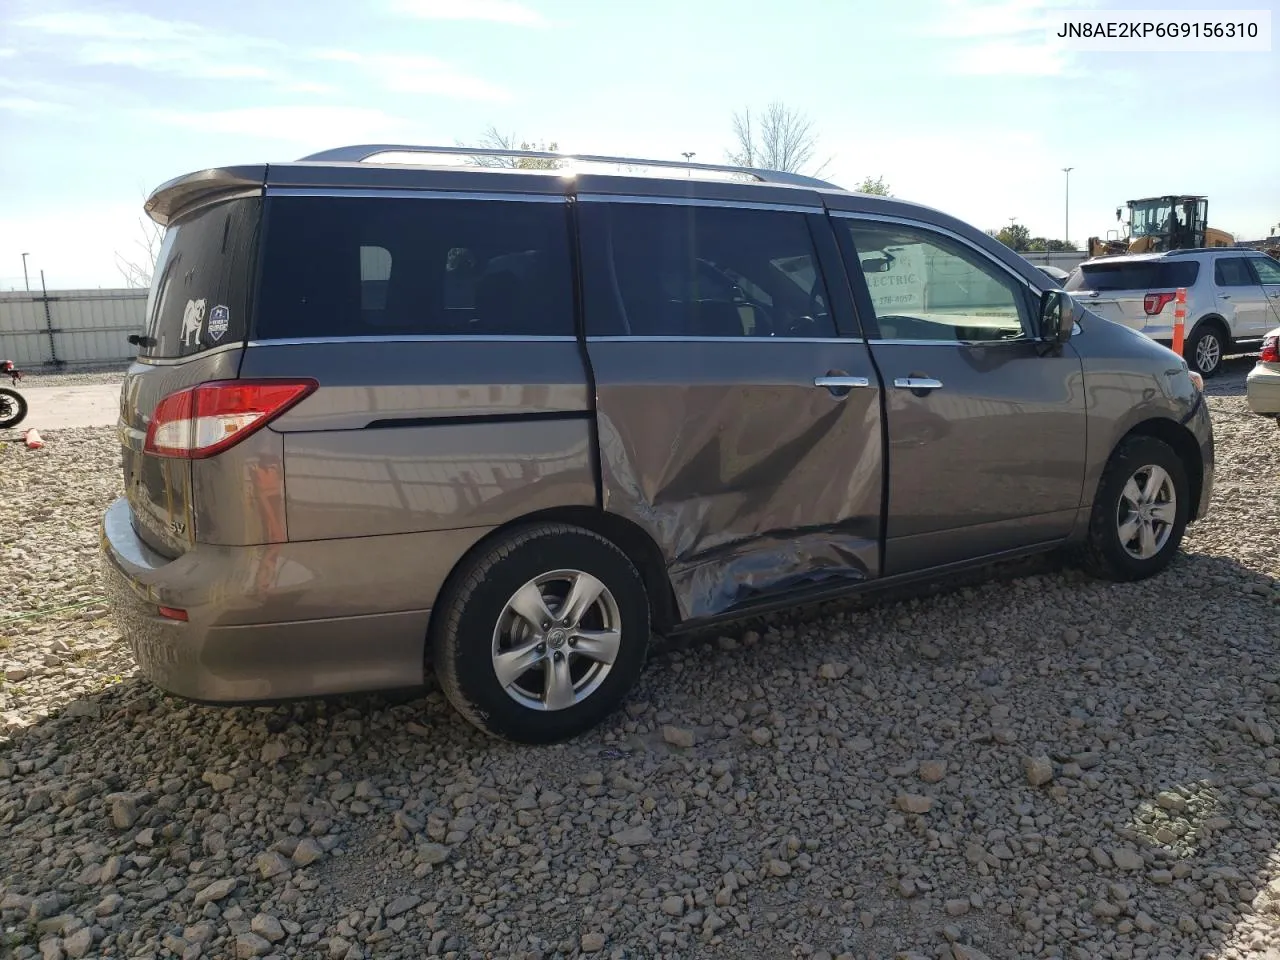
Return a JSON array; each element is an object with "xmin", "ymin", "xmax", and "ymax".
[{"xmin": 1087, "ymin": 195, "xmax": 1235, "ymax": 258}]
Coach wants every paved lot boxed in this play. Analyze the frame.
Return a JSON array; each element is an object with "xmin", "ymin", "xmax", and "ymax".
[
  {"xmin": 0, "ymin": 358, "xmax": 1277, "ymax": 960},
  {"xmin": 1, "ymin": 382, "xmax": 121, "ymax": 432}
]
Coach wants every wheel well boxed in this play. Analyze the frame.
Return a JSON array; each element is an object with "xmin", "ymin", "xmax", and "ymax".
[
  {"xmin": 434, "ymin": 506, "xmax": 681, "ymax": 637},
  {"xmin": 1121, "ymin": 417, "xmax": 1205, "ymax": 519},
  {"xmin": 1191, "ymin": 314, "xmax": 1231, "ymax": 348}
]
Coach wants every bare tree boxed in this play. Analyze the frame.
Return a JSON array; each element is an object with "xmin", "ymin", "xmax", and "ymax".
[
  {"xmin": 458, "ymin": 125, "xmax": 561, "ymax": 169},
  {"xmin": 727, "ymin": 102, "xmax": 831, "ymax": 176},
  {"xmin": 115, "ymin": 212, "xmax": 164, "ymax": 289}
]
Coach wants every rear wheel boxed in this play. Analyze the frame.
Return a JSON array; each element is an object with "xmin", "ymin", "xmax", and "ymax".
[
  {"xmin": 0, "ymin": 388, "xmax": 27, "ymax": 430},
  {"xmin": 430, "ymin": 523, "xmax": 650, "ymax": 743},
  {"xmin": 1080, "ymin": 435, "xmax": 1189, "ymax": 582},
  {"xmin": 1185, "ymin": 324, "xmax": 1225, "ymax": 378}
]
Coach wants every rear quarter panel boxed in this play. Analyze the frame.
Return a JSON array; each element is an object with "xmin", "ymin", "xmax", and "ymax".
[{"xmin": 239, "ymin": 340, "xmax": 596, "ymax": 541}]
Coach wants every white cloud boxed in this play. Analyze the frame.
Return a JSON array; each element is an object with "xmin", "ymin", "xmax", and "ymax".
[
  {"xmin": 13, "ymin": 10, "xmax": 299, "ymax": 85},
  {"xmin": 0, "ymin": 96, "xmax": 68, "ymax": 114},
  {"xmin": 369, "ymin": 54, "xmax": 509, "ymax": 100},
  {"xmin": 314, "ymin": 49, "xmax": 366, "ymax": 64},
  {"xmin": 0, "ymin": 48, "xmax": 16, "ymax": 58},
  {"xmin": 15, "ymin": 10, "xmax": 190, "ymax": 41},
  {"xmin": 317, "ymin": 50, "xmax": 510, "ymax": 101},
  {"xmin": 75, "ymin": 42, "xmax": 277, "ymax": 80},
  {"xmin": 389, "ymin": 0, "xmax": 543, "ymax": 25},
  {"xmin": 921, "ymin": 0, "xmax": 1095, "ymax": 77},
  {"xmin": 947, "ymin": 39, "xmax": 1073, "ymax": 76},
  {"xmin": 146, "ymin": 105, "xmax": 420, "ymax": 148}
]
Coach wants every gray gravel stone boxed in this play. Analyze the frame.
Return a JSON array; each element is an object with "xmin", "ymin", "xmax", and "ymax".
[{"xmin": 2, "ymin": 393, "xmax": 1278, "ymax": 958}]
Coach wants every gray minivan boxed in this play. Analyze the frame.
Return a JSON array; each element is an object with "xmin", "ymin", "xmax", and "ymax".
[{"xmin": 101, "ymin": 145, "xmax": 1214, "ymax": 743}]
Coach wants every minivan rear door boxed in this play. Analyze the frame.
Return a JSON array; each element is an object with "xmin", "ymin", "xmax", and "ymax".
[
  {"xmin": 119, "ymin": 195, "xmax": 261, "ymax": 556},
  {"xmin": 575, "ymin": 185, "xmax": 885, "ymax": 621}
]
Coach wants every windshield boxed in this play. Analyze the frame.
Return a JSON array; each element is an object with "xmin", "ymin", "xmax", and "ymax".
[{"xmin": 1129, "ymin": 201, "xmax": 1175, "ymax": 239}]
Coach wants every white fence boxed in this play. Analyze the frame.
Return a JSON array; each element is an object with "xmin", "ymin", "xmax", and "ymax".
[
  {"xmin": 1018, "ymin": 251, "xmax": 1086, "ymax": 271},
  {"xmin": 0, "ymin": 289, "xmax": 147, "ymax": 368}
]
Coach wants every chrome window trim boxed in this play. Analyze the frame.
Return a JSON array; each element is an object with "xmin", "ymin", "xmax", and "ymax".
[
  {"xmin": 264, "ymin": 187, "xmax": 564, "ymax": 203},
  {"xmin": 246, "ymin": 335, "xmax": 578, "ymax": 347},
  {"xmin": 134, "ymin": 341, "xmax": 246, "ymax": 366},
  {"xmin": 575, "ymin": 193, "xmax": 822, "ymax": 214},
  {"xmin": 868, "ymin": 337, "xmax": 1026, "ymax": 347},
  {"xmin": 585, "ymin": 335, "xmax": 856, "ymax": 344}
]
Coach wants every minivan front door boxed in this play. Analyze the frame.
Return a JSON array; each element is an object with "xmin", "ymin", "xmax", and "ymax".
[
  {"xmin": 835, "ymin": 215, "xmax": 1087, "ymax": 576},
  {"xmin": 575, "ymin": 193, "xmax": 884, "ymax": 621}
]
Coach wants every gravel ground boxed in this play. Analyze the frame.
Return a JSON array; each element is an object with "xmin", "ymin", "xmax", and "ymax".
[{"xmin": 2, "ymin": 359, "xmax": 1278, "ymax": 960}]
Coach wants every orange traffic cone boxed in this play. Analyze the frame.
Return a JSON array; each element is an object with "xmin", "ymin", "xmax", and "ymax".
[{"xmin": 24, "ymin": 428, "xmax": 43, "ymax": 449}]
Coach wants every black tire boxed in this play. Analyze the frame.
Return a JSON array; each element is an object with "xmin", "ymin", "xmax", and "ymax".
[
  {"xmin": 1080, "ymin": 435, "xmax": 1190, "ymax": 582},
  {"xmin": 0, "ymin": 388, "xmax": 27, "ymax": 430},
  {"xmin": 1185, "ymin": 323, "xmax": 1226, "ymax": 378},
  {"xmin": 430, "ymin": 523, "xmax": 650, "ymax": 743}
]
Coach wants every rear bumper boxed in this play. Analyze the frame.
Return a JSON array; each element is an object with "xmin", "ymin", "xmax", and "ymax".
[
  {"xmin": 99, "ymin": 498, "xmax": 486, "ymax": 702},
  {"xmin": 1246, "ymin": 364, "xmax": 1280, "ymax": 416}
]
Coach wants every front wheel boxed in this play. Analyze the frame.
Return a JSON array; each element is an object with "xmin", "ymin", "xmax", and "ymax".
[
  {"xmin": 430, "ymin": 523, "xmax": 650, "ymax": 743},
  {"xmin": 1185, "ymin": 325, "xmax": 1225, "ymax": 378},
  {"xmin": 0, "ymin": 388, "xmax": 28, "ymax": 429},
  {"xmin": 1079, "ymin": 435, "xmax": 1190, "ymax": 582}
]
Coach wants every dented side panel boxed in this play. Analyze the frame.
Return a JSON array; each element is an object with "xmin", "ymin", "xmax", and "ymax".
[{"xmin": 589, "ymin": 339, "xmax": 884, "ymax": 620}]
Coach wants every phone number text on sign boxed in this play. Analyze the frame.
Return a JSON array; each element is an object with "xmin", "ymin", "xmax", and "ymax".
[{"xmin": 1049, "ymin": 9, "xmax": 1271, "ymax": 51}]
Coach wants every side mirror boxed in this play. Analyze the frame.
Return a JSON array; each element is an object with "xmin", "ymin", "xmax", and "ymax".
[{"xmin": 1038, "ymin": 289, "xmax": 1073, "ymax": 344}]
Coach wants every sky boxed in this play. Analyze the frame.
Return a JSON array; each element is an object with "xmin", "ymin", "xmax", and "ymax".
[{"xmin": 1, "ymin": 0, "xmax": 1277, "ymax": 290}]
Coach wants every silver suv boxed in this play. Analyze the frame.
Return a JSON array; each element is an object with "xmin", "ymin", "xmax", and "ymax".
[
  {"xmin": 1066, "ymin": 249, "xmax": 1280, "ymax": 377},
  {"xmin": 101, "ymin": 144, "xmax": 1214, "ymax": 743}
]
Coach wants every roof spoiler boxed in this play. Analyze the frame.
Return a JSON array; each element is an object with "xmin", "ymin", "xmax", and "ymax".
[{"xmin": 145, "ymin": 166, "xmax": 267, "ymax": 226}]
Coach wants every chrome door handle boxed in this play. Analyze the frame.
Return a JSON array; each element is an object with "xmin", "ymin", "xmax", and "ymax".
[
  {"xmin": 814, "ymin": 376, "xmax": 870, "ymax": 388},
  {"xmin": 1219, "ymin": 294, "xmax": 1231, "ymax": 300},
  {"xmin": 893, "ymin": 377, "xmax": 943, "ymax": 390}
]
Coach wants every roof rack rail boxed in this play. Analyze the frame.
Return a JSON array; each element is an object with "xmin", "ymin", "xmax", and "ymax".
[{"xmin": 295, "ymin": 143, "xmax": 840, "ymax": 191}]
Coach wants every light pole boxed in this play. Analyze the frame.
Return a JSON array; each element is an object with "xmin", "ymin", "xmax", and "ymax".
[
  {"xmin": 681, "ymin": 151, "xmax": 695, "ymax": 178},
  {"xmin": 21, "ymin": 252, "xmax": 30, "ymax": 293},
  {"xmin": 1062, "ymin": 167, "xmax": 1074, "ymax": 246}
]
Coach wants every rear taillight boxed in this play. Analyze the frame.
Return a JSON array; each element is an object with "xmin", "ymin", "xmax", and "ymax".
[
  {"xmin": 1144, "ymin": 292, "xmax": 1176, "ymax": 316},
  {"xmin": 144, "ymin": 379, "xmax": 317, "ymax": 459},
  {"xmin": 1262, "ymin": 335, "xmax": 1280, "ymax": 364}
]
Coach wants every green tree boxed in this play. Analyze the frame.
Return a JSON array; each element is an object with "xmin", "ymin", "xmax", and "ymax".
[
  {"xmin": 993, "ymin": 223, "xmax": 1032, "ymax": 251},
  {"xmin": 1025, "ymin": 237, "xmax": 1079, "ymax": 252},
  {"xmin": 854, "ymin": 175, "xmax": 891, "ymax": 197}
]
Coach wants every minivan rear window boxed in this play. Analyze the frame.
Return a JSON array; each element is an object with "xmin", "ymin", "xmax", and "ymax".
[
  {"xmin": 140, "ymin": 197, "xmax": 260, "ymax": 358},
  {"xmin": 1066, "ymin": 259, "xmax": 1199, "ymax": 292},
  {"xmin": 254, "ymin": 195, "xmax": 574, "ymax": 340}
]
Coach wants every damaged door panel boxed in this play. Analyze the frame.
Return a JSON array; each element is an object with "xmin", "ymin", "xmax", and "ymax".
[{"xmin": 577, "ymin": 197, "xmax": 885, "ymax": 620}]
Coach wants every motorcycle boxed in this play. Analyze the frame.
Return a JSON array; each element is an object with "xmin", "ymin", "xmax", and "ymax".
[{"xmin": 0, "ymin": 360, "xmax": 28, "ymax": 430}]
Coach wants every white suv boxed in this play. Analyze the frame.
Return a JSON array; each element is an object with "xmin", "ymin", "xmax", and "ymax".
[{"xmin": 1065, "ymin": 249, "xmax": 1280, "ymax": 377}]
